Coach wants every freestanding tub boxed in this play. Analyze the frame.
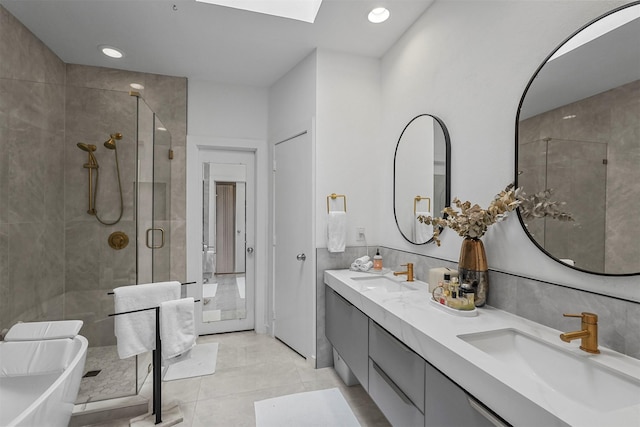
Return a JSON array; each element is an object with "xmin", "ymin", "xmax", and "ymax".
[{"xmin": 0, "ymin": 335, "xmax": 88, "ymax": 426}]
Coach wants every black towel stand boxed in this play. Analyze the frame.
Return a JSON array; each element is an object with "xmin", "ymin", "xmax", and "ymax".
[{"xmin": 108, "ymin": 281, "xmax": 197, "ymax": 425}]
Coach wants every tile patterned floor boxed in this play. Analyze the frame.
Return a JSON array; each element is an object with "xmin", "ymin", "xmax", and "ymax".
[
  {"xmin": 86, "ymin": 331, "xmax": 390, "ymax": 426},
  {"xmin": 76, "ymin": 346, "xmax": 136, "ymax": 404}
]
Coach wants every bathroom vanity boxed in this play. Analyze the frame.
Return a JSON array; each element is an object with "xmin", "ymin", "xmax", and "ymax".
[{"xmin": 324, "ymin": 269, "xmax": 640, "ymax": 427}]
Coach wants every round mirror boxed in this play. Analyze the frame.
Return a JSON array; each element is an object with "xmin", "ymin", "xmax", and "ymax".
[
  {"xmin": 516, "ymin": 3, "xmax": 640, "ymax": 275},
  {"xmin": 394, "ymin": 114, "xmax": 451, "ymax": 244}
]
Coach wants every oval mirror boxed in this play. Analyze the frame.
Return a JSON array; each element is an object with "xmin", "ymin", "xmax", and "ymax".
[
  {"xmin": 394, "ymin": 114, "xmax": 451, "ymax": 244},
  {"xmin": 516, "ymin": 3, "xmax": 640, "ymax": 275}
]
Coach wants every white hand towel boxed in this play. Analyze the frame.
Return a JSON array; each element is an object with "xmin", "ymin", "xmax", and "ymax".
[
  {"xmin": 414, "ymin": 211, "xmax": 432, "ymax": 244},
  {"xmin": 350, "ymin": 260, "xmax": 373, "ymax": 272},
  {"xmin": 354, "ymin": 255, "xmax": 370, "ymax": 266},
  {"xmin": 327, "ymin": 211, "xmax": 346, "ymax": 253},
  {"xmin": 114, "ymin": 281, "xmax": 181, "ymax": 359},
  {"xmin": 160, "ymin": 297, "xmax": 196, "ymax": 364}
]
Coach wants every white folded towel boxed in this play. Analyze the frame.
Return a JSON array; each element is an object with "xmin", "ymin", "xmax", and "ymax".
[
  {"xmin": 114, "ymin": 281, "xmax": 181, "ymax": 359},
  {"xmin": 160, "ymin": 297, "xmax": 196, "ymax": 365},
  {"xmin": 414, "ymin": 211, "xmax": 432, "ymax": 244},
  {"xmin": 350, "ymin": 260, "xmax": 373, "ymax": 272},
  {"xmin": 327, "ymin": 211, "xmax": 346, "ymax": 253},
  {"xmin": 354, "ymin": 255, "xmax": 370, "ymax": 265}
]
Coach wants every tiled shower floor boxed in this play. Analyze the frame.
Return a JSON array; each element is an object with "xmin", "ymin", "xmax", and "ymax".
[{"xmin": 76, "ymin": 345, "xmax": 136, "ymax": 404}]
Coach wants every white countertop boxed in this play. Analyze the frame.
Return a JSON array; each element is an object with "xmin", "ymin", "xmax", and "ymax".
[{"xmin": 324, "ymin": 269, "xmax": 640, "ymax": 427}]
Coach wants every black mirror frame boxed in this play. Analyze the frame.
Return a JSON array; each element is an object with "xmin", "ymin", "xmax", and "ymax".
[
  {"xmin": 393, "ymin": 114, "xmax": 451, "ymax": 245},
  {"xmin": 514, "ymin": 1, "xmax": 640, "ymax": 277}
]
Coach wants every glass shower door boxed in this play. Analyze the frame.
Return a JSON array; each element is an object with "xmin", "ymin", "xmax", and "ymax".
[
  {"xmin": 135, "ymin": 99, "xmax": 171, "ymax": 285},
  {"xmin": 150, "ymin": 115, "xmax": 172, "ymax": 281},
  {"xmin": 134, "ymin": 97, "xmax": 172, "ymax": 391}
]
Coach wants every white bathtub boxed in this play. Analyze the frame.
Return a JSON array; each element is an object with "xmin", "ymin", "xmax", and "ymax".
[{"xmin": 0, "ymin": 335, "xmax": 88, "ymax": 427}]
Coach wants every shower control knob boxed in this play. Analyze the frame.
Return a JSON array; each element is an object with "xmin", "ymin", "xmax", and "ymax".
[{"xmin": 296, "ymin": 253, "xmax": 306, "ymax": 261}]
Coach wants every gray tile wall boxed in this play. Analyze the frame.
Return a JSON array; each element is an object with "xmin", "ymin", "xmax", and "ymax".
[
  {"xmin": 316, "ymin": 246, "xmax": 640, "ymax": 367},
  {"xmin": 0, "ymin": 5, "xmax": 67, "ymax": 329},
  {"xmin": 519, "ymin": 80, "xmax": 640, "ymax": 274},
  {"xmin": 0, "ymin": 5, "xmax": 187, "ymax": 346}
]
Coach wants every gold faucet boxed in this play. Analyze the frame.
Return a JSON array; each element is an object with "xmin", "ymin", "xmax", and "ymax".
[
  {"xmin": 393, "ymin": 263, "xmax": 414, "ymax": 282},
  {"xmin": 559, "ymin": 312, "xmax": 600, "ymax": 354}
]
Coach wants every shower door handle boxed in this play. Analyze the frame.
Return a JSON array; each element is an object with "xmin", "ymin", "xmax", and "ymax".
[{"xmin": 146, "ymin": 228, "xmax": 165, "ymax": 249}]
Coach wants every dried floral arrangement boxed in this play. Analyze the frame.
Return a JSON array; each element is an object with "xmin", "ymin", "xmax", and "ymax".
[
  {"xmin": 418, "ymin": 184, "xmax": 574, "ymax": 246},
  {"xmin": 517, "ymin": 188, "xmax": 574, "ymax": 222}
]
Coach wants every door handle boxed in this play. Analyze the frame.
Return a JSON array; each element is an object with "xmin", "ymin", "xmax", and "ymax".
[
  {"xmin": 146, "ymin": 228, "xmax": 165, "ymax": 249},
  {"xmin": 467, "ymin": 396, "xmax": 508, "ymax": 427},
  {"xmin": 296, "ymin": 253, "xmax": 306, "ymax": 261},
  {"xmin": 247, "ymin": 247, "xmax": 254, "ymax": 254}
]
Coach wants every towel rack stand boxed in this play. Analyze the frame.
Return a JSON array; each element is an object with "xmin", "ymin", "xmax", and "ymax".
[
  {"xmin": 108, "ymin": 283, "xmax": 199, "ymax": 425},
  {"xmin": 106, "ymin": 281, "xmax": 195, "ymax": 295},
  {"xmin": 326, "ymin": 193, "xmax": 347, "ymax": 213},
  {"xmin": 414, "ymin": 195, "xmax": 431, "ymax": 214},
  {"xmin": 109, "ymin": 306, "xmax": 163, "ymax": 424}
]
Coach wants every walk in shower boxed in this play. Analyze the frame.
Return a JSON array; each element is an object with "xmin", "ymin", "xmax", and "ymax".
[
  {"xmin": 1, "ymin": 86, "xmax": 172, "ymax": 404},
  {"xmin": 73, "ymin": 92, "xmax": 173, "ymax": 404}
]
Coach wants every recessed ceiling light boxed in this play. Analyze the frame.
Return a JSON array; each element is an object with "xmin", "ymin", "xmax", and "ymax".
[
  {"xmin": 99, "ymin": 45, "xmax": 124, "ymax": 59},
  {"xmin": 130, "ymin": 83, "xmax": 145, "ymax": 90},
  {"xmin": 368, "ymin": 7, "xmax": 389, "ymax": 24}
]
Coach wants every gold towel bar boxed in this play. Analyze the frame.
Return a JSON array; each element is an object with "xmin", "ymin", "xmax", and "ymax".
[
  {"xmin": 414, "ymin": 195, "xmax": 431, "ymax": 214},
  {"xmin": 327, "ymin": 193, "xmax": 347, "ymax": 213}
]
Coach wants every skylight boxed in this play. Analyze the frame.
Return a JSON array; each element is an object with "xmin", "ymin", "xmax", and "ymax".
[
  {"xmin": 195, "ymin": 0, "xmax": 323, "ymax": 23},
  {"xmin": 549, "ymin": 6, "xmax": 639, "ymax": 61}
]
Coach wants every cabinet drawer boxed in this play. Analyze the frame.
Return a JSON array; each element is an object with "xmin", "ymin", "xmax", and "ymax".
[
  {"xmin": 425, "ymin": 362, "xmax": 508, "ymax": 427},
  {"xmin": 369, "ymin": 320, "xmax": 425, "ymax": 412},
  {"xmin": 369, "ymin": 358, "xmax": 425, "ymax": 427},
  {"xmin": 325, "ymin": 286, "xmax": 369, "ymax": 389}
]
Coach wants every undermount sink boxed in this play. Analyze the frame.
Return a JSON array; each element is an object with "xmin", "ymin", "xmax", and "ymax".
[
  {"xmin": 351, "ymin": 275, "xmax": 419, "ymax": 293},
  {"xmin": 458, "ymin": 328, "xmax": 640, "ymax": 412}
]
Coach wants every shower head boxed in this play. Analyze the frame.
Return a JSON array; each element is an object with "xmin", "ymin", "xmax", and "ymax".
[
  {"xmin": 77, "ymin": 142, "xmax": 97, "ymax": 152},
  {"xmin": 104, "ymin": 132, "xmax": 123, "ymax": 150}
]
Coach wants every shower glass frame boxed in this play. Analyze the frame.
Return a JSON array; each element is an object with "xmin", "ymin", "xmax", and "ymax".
[{"xmin": 134, "ymin": 95, "xmax": 173, "ymax": 393}]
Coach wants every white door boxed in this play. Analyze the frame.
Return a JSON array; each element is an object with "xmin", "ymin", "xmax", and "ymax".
[
  {"xmin": 193, "ymin": 149, "xmax": 256, "ymax": 335},
  {"xmin": 274, "ymin": 131, "xmax": 314, "ymax": 358}
]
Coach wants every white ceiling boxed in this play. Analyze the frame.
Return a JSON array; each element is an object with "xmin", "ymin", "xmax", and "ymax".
[{"xmin": 1, "ymin": 0, "xmax": 434, "ymax": 87}]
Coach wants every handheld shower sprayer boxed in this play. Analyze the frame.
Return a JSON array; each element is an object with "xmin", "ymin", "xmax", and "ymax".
[
  {"xmin": 77, "ymin": 143, "xmax": 98, "ymax": 214},
  {"xmin": 78, "ymin": 133, "xmax": 124, "ymax": 224}
]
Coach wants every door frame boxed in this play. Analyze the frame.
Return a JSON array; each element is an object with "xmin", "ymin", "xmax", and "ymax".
[{"xmin": 186, "ymin": 136, "xmax": 269, "ymax": 335}]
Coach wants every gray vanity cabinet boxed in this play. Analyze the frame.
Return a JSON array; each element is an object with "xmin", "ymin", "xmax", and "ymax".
[
  {"xmin": 325, "ymin": 287, "xmax": 369, "ymax": 390},
  {"xmin": 326, "ymin": 284, "xmax": 508, "ymax": 426},
  {"xmin": 425, "ymin": 363, "xmax": 507, "ymax": 427},
  {"xmin": 368, "ymin": 321, "xmax": 425, "ymax": 426}
]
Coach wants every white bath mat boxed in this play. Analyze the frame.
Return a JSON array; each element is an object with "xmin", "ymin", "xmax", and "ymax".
[
  {"xmin": 254, "ymin": 388, "xmax": 360, "ymax": 427},
  {"xmin": 203, "ymin": 283, "xmax": 218, "ymax": 298},
  {"xmin": 162, "ymin": 343, "xmax": 218, "ymax": 382}
]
